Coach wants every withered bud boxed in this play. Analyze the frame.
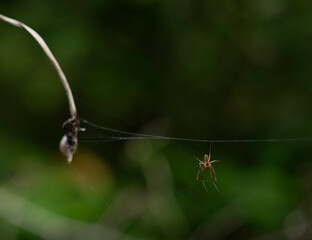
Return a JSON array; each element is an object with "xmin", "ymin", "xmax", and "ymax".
[
  {"xmin": 60, "ymin": 117, "xmax": 81, "ymax": 163},
  {"xmin": 60, "ymin": 134, "xmax": 77, "ymax": 163}
]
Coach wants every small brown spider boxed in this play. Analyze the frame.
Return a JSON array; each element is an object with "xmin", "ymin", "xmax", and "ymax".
[{"xmin": 194, "ymin": 144, "xmax": 221, "ymax": 194}]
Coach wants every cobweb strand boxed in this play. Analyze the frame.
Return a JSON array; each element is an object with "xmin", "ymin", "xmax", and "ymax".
[{"xmin": 78, "ymin": 116, "xmax": 312, "ymax": 143}]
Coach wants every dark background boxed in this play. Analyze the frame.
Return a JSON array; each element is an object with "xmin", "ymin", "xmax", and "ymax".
[{"xmin": 0, "ymin": 0, "xmax": 312, "ymax": 239}]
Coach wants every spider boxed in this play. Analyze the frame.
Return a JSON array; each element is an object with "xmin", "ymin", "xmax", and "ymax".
[{"xmin": 194, "ymin": 144, "xmax": 221, "ymax": 194}]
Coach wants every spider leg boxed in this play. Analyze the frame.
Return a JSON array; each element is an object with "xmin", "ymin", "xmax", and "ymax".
[
  {"xmin": 196, "ymin": 165, "xmax": 205, "ymax": 180},
  {"xmin": 201, "ymin": 168, "xmax": 208, "ymax": 192},
  {"xmin": 209, "ymin": 167, "xmax": 222, "ymax": 195},
  {"xmin": 211, "ymin": 165, "xmax": 218, "ymax": 182},
  {"xmin": 210, "ymin": 160, "xmax": 221, "ymax": 164},
  {"xmin": 208, "ymin": 144, "xmax": 211, "ymax": 162},
  {"xmin": 194, "ymin": 155, "xmax": 202, "ymax": 163},
  {"xmin": 196, "ymin": 168, "xmax": 201, "ymax": 181}
]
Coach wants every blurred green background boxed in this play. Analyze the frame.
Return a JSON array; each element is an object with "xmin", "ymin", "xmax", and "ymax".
[{"xmin": 1, "ymin": 0, "xmax": 312, "ymax": 239}]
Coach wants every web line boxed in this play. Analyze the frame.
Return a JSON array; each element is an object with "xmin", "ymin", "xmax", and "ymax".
[{"xmin": 78, "ymin": 116, "xmax": 312, "ymax": 144}]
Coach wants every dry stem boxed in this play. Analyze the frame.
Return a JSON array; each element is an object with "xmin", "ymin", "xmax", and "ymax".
[
  {"xmin": 0, "ymin": 13, "xmax": 79, "ymax": 162},
  {"xmin": 0, "ymin": 13, "xmax": 77, "ymax": 117}
]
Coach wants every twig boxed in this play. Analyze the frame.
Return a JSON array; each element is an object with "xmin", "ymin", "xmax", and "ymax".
[
  {"xmin": 0, "ymin": 13, "xmax": 80, "ymax": 163},
  {"xmin": 0, "ymin": 13, "xmax": 76, "ymax": 117}
]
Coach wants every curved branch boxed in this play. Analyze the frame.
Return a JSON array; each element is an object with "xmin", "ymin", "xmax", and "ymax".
[{"xmin": 0, "ymin": 13, "xmax": 77, "ymax": 117}]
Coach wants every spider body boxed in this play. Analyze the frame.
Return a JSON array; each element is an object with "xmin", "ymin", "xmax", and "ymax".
[
  {"xmin": 194, "ymin": 145, "xmax": 221, "ymax": 194},
  {"xmin": 203, "ymin": 154, "xmax": 210, "ymax": 167}
]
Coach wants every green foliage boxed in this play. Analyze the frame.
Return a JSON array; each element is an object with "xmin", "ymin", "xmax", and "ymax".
[{"xmin": 0, "ymin": 0, "xmax": 311, "ymax": 239}]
